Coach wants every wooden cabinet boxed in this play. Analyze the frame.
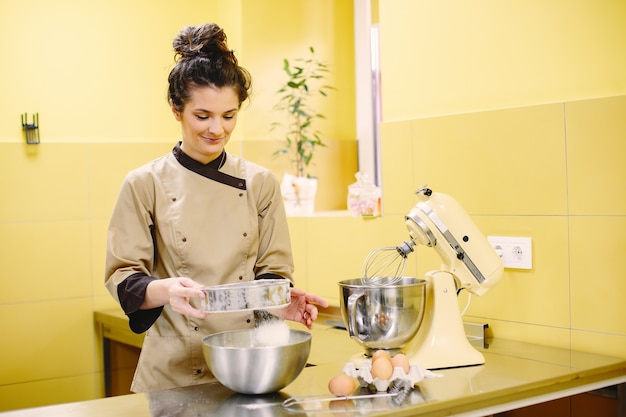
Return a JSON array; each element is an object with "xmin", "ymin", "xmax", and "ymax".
[
  {"xmin": 496, "ymin": 386, "xmax": 624, "ymax": 417},
  {"xmin": 106, "ymin": 340, "xmax": 140, "ymax": 396},
  {"xmin": 94, "ymin": 309, "xmax": 144, "ymax": 397}
]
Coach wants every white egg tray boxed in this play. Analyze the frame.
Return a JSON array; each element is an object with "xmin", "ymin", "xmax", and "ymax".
[
  {"xmin": 200, "ymin": 279, "xmax": 290, "ymax": 313},
  {"xmin": 342, "ymin": 360, "xmax": 442, "ymax": 392}
]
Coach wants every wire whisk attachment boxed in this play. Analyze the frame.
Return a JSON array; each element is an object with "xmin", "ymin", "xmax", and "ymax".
[
  {"xmin": 361, "ymin": 240, "xmax": 416, "ymax": 286},
  {"xmin": 387, "ymin": 378, "xmax": 413, "ymax": 405}
]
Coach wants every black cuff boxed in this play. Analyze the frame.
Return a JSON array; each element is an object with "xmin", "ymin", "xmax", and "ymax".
[
  {"xmin": 117, "ymin": 273, "xmax": 163, "ymax": 334},
  {"xmin": 128, "ymin": 307, "xmax": 164, "ymax": 334}
]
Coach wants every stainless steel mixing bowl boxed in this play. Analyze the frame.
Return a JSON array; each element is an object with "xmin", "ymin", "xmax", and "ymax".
[
  {"xmin": 202, "ymin": 328, "xmax": 311, "ymax": 394},
  {"xmin": 338, "ymin": 277, "xmax": 426, "ymax": 356}
]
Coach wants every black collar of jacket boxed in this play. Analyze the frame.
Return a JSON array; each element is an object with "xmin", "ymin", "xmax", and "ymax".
[{"xmin": 172, "ymin": 142, "xmax": 246, "ymax": 190}]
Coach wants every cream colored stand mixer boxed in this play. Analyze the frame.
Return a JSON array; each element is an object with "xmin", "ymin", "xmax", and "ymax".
[
  {"xmin": 405, "ymin": 186, "xmax": 503, "ymax": 368},
  {"xmin": 343, "ymin": 186, "xmax": 504, "ymax": 369}
]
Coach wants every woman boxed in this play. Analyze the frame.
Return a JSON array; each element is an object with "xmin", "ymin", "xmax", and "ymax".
[{"xmin": 105, "ymin": 23, "xmax": 328, "ymax": 393}]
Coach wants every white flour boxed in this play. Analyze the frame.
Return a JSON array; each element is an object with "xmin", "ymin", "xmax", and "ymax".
[{"xmin": 254, "ymin": 320, "xmax": 290, "ymax": 347}]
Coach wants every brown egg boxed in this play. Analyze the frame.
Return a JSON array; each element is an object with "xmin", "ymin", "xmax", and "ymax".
[
  {"xmin": 328, "ymin": 374, "xmax": 356, "ymax": 396},
  {"xmin": 370, "ymin": 355, "xmax": 393, "ymax": 380},
  {"xmin": 371, "ymin": 349, "xmax": 391, "ymax": 363},
  {"xmin": 391, "ymin": 353, "xmax": 410, "ymax": 374}
]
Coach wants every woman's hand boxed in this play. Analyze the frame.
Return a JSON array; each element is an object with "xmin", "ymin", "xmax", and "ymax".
[
  {"xmin": 273, "ymin": 287, "xmax": 329, "ymax": 329},
  {"xmin": 143, "ymin": 277, "xmax": 208, "ymax": 319}
]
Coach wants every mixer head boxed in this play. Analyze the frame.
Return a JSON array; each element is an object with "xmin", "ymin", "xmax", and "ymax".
[{"xmin": 404, "ymin": 186, "xmax": 503, "ymax": 296}]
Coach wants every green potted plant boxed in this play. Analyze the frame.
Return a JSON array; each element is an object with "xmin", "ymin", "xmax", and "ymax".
[{"xmin": 271, "ymin": 46, "xmax": 334, "ymax": 215}]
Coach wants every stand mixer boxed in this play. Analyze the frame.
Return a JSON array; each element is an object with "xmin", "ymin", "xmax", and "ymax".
[{"xmin": 340, "ymin": 186, "xmax": 504, "ymax": 370}]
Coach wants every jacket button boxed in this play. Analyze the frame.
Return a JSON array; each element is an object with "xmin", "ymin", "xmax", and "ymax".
[
  {"xmin": 194, "ymin": 369, "xmax": 202, "ymax": 375},
  {"xmin": 194, "ymin": 326, "xmax": 199, "ymax": 331},
  {"xmin": 182, "ymin": 237, "xmax": 187, "ymax": 242},
  {"xmin": 242, "ymin": 232, "xmax": 247, "ymax": 237},
  {"xmin": 239, "ymin": 193, "xmax": 243, "ymax": 197}
]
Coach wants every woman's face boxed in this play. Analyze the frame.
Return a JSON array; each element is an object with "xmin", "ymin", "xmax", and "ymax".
[{"xmin": 172, "ymin": 85, "xmax": 239, "ymax": 164}]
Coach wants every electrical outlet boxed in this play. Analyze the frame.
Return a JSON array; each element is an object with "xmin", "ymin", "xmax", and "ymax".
[{"xmin": 487, "ymin": 236, "xmax": 532, "ymax": 269}]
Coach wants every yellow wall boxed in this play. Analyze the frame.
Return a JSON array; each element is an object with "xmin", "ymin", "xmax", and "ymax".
[
  {"xmin": 372, "ymin": 0, "xmax": 626, "ymax": 356},
  {"xmin": 0, "ymin": 0, "xmax": 354, "ymax": 411},
  {"xmin": 283, "ymin": 0, "xmax": 626, "ymax": 378},
  {"xmin": 375, "ymin": 96, "xmax": 626, "ymax": 356},
  {"xmin": 289, "ymin": 0, "xmax": 625, "ymax": 366},
  {"xmin": 236, "ymin": 0, "xmax": 358, "ymax": 209},
  {"xmin": 378, "ymin": 0, "xmax": 626, "ymax": 120}
]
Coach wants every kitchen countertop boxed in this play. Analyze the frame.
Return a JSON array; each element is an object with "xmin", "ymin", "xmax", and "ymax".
[{"xmin": 2, "ymin": 308, "xmax": 625, "ymax": 417}]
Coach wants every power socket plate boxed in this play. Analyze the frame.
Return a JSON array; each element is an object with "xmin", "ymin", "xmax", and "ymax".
[{"xmin": 487, "ymin": 236, "xmax": 532, "ymax": 270}]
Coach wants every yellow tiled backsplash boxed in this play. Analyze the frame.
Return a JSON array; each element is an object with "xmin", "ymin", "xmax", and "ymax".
[
  {"xmin": 1, "ymin": 95, "xmax": 625, "ymax": 410},
  {"xmin": 375, "ymin": 95, "xmax": 626, "ymax": 358}
]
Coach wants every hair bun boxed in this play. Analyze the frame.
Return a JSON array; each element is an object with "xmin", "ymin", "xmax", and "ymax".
[
  {"xmin": 168, "ymin": 23, "xmax": 251, "ymax": 111},
  {"xmin": 173, "ymin": 23, "xmax": 232, "ymax": 61}
]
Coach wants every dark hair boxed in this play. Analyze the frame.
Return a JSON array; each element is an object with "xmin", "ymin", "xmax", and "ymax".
[{"xmin": 168, "ymin": 23, "xmax": 252, "ymax": 112}]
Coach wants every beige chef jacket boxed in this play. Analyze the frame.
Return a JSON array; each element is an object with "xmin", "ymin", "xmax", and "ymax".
[{"xmin": 105, "ymin": 146, "xmax": 294, "ymax": 392}]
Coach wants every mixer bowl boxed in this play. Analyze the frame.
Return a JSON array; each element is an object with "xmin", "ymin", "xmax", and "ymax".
[
  {"xmin": 202, "ymin": 328, "xmax": 311, "ymax": 394},
  {"xmin": 338, "ymin": 277, "xmax": 426, "ymax": 356}
]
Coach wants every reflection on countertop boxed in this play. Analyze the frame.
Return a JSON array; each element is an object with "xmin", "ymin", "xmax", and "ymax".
[{"xmin": 145, "ymin": 379, "xmax": 428, "ymax": 417}]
